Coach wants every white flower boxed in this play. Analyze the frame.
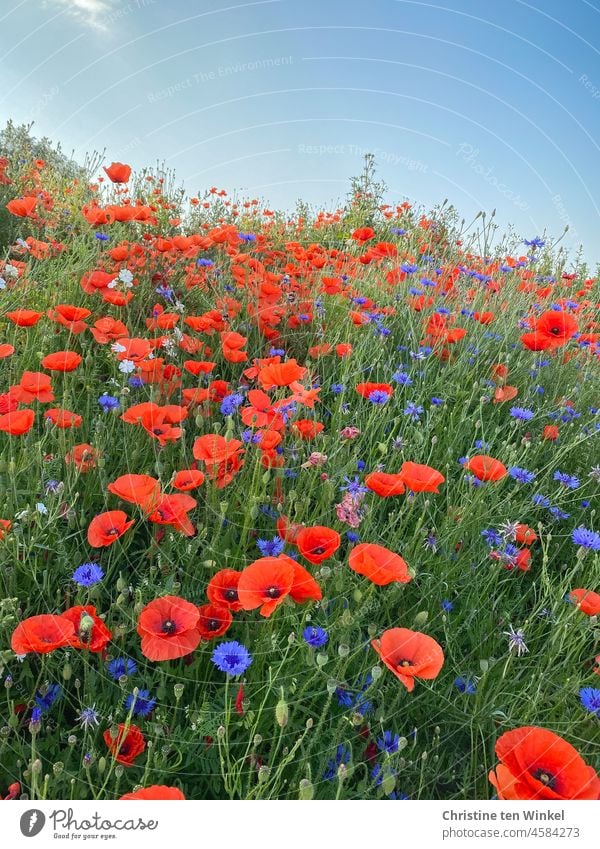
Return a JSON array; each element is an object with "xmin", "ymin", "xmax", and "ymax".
[
  {"xmin": 111, "ymin": 342, "xmax": 126, "ymax": 354},
  {"xmin": 118, "ymin": 359, "xmax": 135, "ymax": 374},
  {"xmin": 118, "ymin": 268, "xmax": 133, "ymax": 285},
  {"xmin": 36, "ymin": 503, "xmax": 48, "ymax": 516},
  {"xmin": 0, "ymin": 278, "xmax": 6, "ymax": 290}
]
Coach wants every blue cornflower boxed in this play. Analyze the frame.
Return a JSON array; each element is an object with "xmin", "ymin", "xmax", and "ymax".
[
  {"xmin": 392, "ymin": 371, "xmax": 413, "ymax": 386},
  {"xmin": 509, "ymin": 466, "xmax": 536, "ymax": 484},
  {"xmin": 95, "ymin": 232, "xmax": 109, "ymax": 241},
  {"xmin": 357, "ymin": 460, "xmax": 366, "ymax": 472},
  {"xmin": 441, "ymin": 599, "xmax": 454, "ymax": 613},
  {"xmin": 481, "ymin": 527, "xmax": 502, "ymax": 547},
  {"xmin": 571, "ymin": 526, "xmax": 600, "ymax": 550},
  {"xmin": 302, "ymin": 626, "xmax": 329, "ymax": 648},
  {"xmin": 331, "ymin": 383, "xmax": 345, "ymax": 394},
  {"xmin": 128, "ymin": 376, "xmax": 145, "ymax": 388},
  {"xmin": 107, "ymin": 657, "xmax": 137, "ymax": 680},
  {"xmin": 454, "ymin": 676, "xmax": 477, "ymax": 695},
  {"xmin": 579, "ymin": 687, "xmax": 600, "ymax": 717},
  {"xmin": 256, "ymin": 536, "xmax": 285, "ymax": 557},
  {"xmin": 553, "ymin": 470, "xmax": 580, "ymax": 489},
  {"xmin": 197, "ymin": 258, "xmax": 214, "ymax": 267},
  {"xmin": 510, "ymin": 406, "xmax": 535, "ymax": 421},
  {"xmin": 336, "ymin": 688, "xmax": 354, "ymax": 708},
  {"xmin": 532, "ymin": 494, "xmax": 551, "ymax": 508},
  {"xmin": 524, "ymin": 237, "xmax": 545, "ymax": 248},
  {"xmin": 34, "ymin": 683, "xmax": 61, "ymax": 713},
  {"xmin": 323, "ymin": 745, "xmax": 351, "ymax": 780},
  {"xmin": 431, "ymin": 397, "xmax": 444, "ymax": 405},
  {"xmin": 72, "ymin": 562, "xmax": 104, "ymax": 588},
  {"xmin": 220, "ymin": 393, "xmax": 244, "ymax": 416},
  {"xmin": 368, "ymin": 390, "xmax": 390, "ymax": 404},
  {"xmin": 391, "ymin": 227, "xmax": 406, "ymax": 235},
  {"xmin": 549, "ymin": 506, "xmax": 570, "ymax": 520},
  {"xmin": 98, "ymin": 394, "xmax": 120, "ymax": 412},
  {"xmin": 211, "ymin": 641, "xmax": 253, "ymax": 676},
  {"xmin": 376, "ymin": 731, "xmax": 400, "ymax": 754},
  {"xmin": 403, "ymin": 402, "xmax": 424, "ymax": 421},
  {"xmin": 341, "ymin": 476, "xmax": 368, "ymax": 496},
  {"xmin": 346, "ymin": 531, "xmax": 360, "ymax": 543},
  {"xmin": 125, "ymin": 689, "xmax": 156, "ymax": 717},
  {"xmin": 76, "ymin": 705, "xmax": 100, "ymax": 729}
]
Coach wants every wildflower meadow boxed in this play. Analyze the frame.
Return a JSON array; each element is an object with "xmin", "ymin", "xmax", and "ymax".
[{"xmin": 0, "ymin": 132, "xmax": 599, "ymax": 803}]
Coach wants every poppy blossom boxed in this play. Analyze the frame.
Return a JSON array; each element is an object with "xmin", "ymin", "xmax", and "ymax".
[
  {"xmin": 147, "ymin": 494, "xmax": 197, "ymax": 537},
  {"xmin": 515, "ymin": 524, "xmax": 537, "ymax": 546},
  {"xmin": 107, "ymin": 474, "xmax": 161, "ymax": 512},
  {"xmin": 104, "ymin": 724, "xmax": 145, "ymax": 766},
  {"xmin": 295, "ymin": 525, "xmax": 341, "ymax": 564},
  {"xmin": 371, "ymin": 628, "xmax": 444, "ymax": 691},
  {"xmin": 237, "ymin": 556, "xmax": 295, "ymax": 617},
  {"xmin": 569, "ymin": 589, "xmax": 600, "ymax": 616},
  {"xmin": 196, "ymin": 603, "xmax": 233, "ymax": 640},
  {"xmin": 119, "ymin": 786, "xmax": 185, "ymax": 800},
  {"xmin": 543, "ymin": 425, "xmax": 559, "ymax": 441},
  {"xmin": 0, "ymin": 344, "xmax": 15, "ymax": 359},
  {"xmin": 65, "ymin": 443, "xmax": 99, "ymax": 472},
  {"xmin": 11, "ymin": 371, "xmax": 54, "ymax": 404},
  {"xmin": 355, "ymin": 382, "xmax": 394, "ymax": 400},
  {"xmin": 399, "ymin": 461, "xmax": 445, "ymax": 493},
  {"xmin": 44, "ymin": 408, "xmax": 83, "ymax": 429},
  {"xmin": 103, "ymin": 162, "xmax": 132, "ymax": 183},
  {"xmin": 0, "ymin": 408, "xmax": 35, "ymax": 436},
  {"xmin": 6, "ymin": 310, "xmax": 43, "ymax": 327},
  {"xmin": 61, "ymin": 605, "xmax": 112, "ymax": 653},
  {"xmin": 349, "ymin": 543, "xmax": 412, "ymax": 586},
  {"xmin": 288, "ymin": 559, "xmax": 323, "ymax": 604},
  {"xmin": 489, "ymin": 726, "xmax": 600, "ymax": 800},
  {"xmin": 137, "ymin": 595, "xmax": 201, "ymax": 661},
  {"xmin": 466, "ymin": 455, "xmax": 507, "ymax": 482},
  {"xmin": 87, "ymin": 511, "xmax": 134, "ymax": 548},
  {"xmin": 11, "ymin": 614, "xmax": 75, "ymax": 655},
  {"xmin": 365, "ymin": 471, "xmax": 406, "ymax": 497},
  {"xmin": 206, "ymin": 569, "xmax": 243, "ymax": 612},
  {"xmin": 40, "ymin": 351, "xmax": 82, "ymax": 372},
  {"xmin": 257, "ymin": 359, "xmax": 306, "ymax": 389},
  {"xmin": 172, "ymin": 469, "xmax": 205, "ymax": 491}
]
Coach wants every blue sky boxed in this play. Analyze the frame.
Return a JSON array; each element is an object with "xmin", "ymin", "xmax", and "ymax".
[{"xmin": 2, "ymin": 0, "xmax": 600, "ymax": 264}]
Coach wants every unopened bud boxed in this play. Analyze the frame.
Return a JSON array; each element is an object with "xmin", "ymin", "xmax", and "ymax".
[{"xmin": 298, "ymin": 778, "xmax": 314, "ymax": 800}]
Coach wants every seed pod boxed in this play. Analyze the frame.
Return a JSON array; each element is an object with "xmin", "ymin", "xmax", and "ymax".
[
  {"xmin": 275, "ymin": 697, "xmax": 289, "ymax": 727},
  {"xmin": 298, "ymin": 779, "xmax": 314, "ymax": 800}
]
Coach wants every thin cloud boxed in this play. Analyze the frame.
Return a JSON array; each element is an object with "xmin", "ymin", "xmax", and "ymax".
[{"xmin": 44, "ymin": 0, "xmax": 116, "ymax": 31}]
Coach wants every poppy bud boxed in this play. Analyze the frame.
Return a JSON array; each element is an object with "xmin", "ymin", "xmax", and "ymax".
[
  {"xmin": 97, "ymin": 756, "xmax": 106, "ymax": 775},
  {"xmin": 62, "ymin": 663, "xmax": 72, "ymax": 681},
  {"xmin": 371, "ymin": 665, "xmax": 382, "ymax": 680},
  {"xmin": 382, "ymin": 773, "xmax": 396, "ymax": 796},
  {"xmin": 68, "ymin": 735, "xmax": 77, "ymax": 746},
  {"xmin": 275, "ymin": 696, "xmax": 288, "ymax": 727},
  {"xmin": 413, "ymin": 610, "xmax": 428, "ymax": 627},
  {"xmin": 31, "ymin": 759, "xmax": 42, "ymax": 775},
  {"xmin": 353, "ymin": 589, "xmax": 363, "ymax": 602},
  {"xmin": 298, "ymin": 778, "xmax": 314, "ymax": 800},
  {"xmin": 338, "ymin": 644, "xmax": 350, "ymax": 658},
  {"xmin": 316, "ymin": 653, "xmax": 328, "ymax": 667},
  {"xmin": 326, "ymin": 679, "xmax": 337, "ymax": 695},
  {"xmin": 174, "ymin": 683, "xmax": 184, "ymax": 700},
  {"xmin": 258, "ymin": 765, "xmax": 271, "ymax": 783},
  {"xmin": 53, "ymin": 762, "xmax": 64, "ymax": 776}
]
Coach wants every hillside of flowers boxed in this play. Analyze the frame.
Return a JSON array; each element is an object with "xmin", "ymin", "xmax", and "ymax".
[{"xmin": 0, "ymin": 138, "xmax": 599, "ymax": 801}]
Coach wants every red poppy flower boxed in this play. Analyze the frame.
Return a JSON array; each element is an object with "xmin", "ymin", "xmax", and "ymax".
[
  {"xmin": 288, "ymin": 559, "xmax": 322, "ymax": 604},
  {"xmin": 119, "ymin": 785, "xmax": 185, "ymax": 800},
  {"xmin": 41, "ymin": 351, "xmax": 82, "ymax": 372},
  {"xmin": 6, "ymin": 197, "xmax": 37, "ymax": 217},
  {"xmin": 11, "ymin": 614, "xmax": 75, "ymax": 655},
  {"xmin": 172, "ymin": 469, "xmax": 205, "ymax": 491},
  {"xmin": 192, "ymin": 434, "xmax": 244, "ymax": 465},
  {"xmin": 48, "ymin": 304, "xmax": 91, "ymax": 334},
  {"xmin": 107, "ymin": 474, "xmax": 161, "ymax": 512},
  {"xmin": 11, "ymin": 371, "xmax": 54, "ymax": 404},
  {"xmin": 371, "ymin": 628, "xmax": 444, "ymax": 691},
  {"xmin": 535, "ymin": 310, "xmax": 578, "ymax": 345},
  {"xmin": 104, "ymin": 724, "xmax": 145, "ymax": 766},
  {"xmin": 196, "ymin": 603, "xmax": 233, "ymax": 640},
  {"xmin": 0, "ymin": 518, "xmax": 11, "ymax": 539},
  {"xmin": 543, "ymin": 425, "xmax": 559, "ymax": 441},
  {"xmin": 365, "ymin": 471, "xmax": 406, "ymax": 497},
  {"xmin": 6, "ymin": 310, "xmax": 43, "ymax": 326},
  {"xmin": 103, "ymin": 162, "xmax": 132, "ymax": 183},
  {"xmin": 0, "ymin": 408, "xmax": 35, "ymax": 436},
  {"xmin": 295, "ymin": 525, "xmax": 341, "ymax": 564},
  {"xmin": 137, "ymin": 595, "xmax": 201, "ymax": 661},
  {"xmin": 65, "ymin": 443, "xmax": 100, "ymax": 472},
  {"xmin": 0, "ymin": 344, "xmax": 15, "ymax": 359},
  {"xmin": 291, "ymin": 419, "xmax": 324, "ymax": 440},
  {"xmin": 489, "ymin": 726, "xmax": 600, "ymax": 800},
  {"xmin": 569, "ymin": 589, "xmax": 600, "ymax": 616},
  {"xmin": 87, "ymin": 511, "xmax": 134, "ymax": 548},
  {"xmin": 237, "ymin": 556, "xmax": 295, "ymax": 617},
  {"xmin": 515, "ymin": 524, "xmax": 537, "ymax": 545},
  {"xmin": 206, "ymin": 569, "xmax": 243, "ymax": 612},
  {"xmin": 61, "ymin": 605, "xmax": 112, "ymax": 652},
  {"xmin": 257, "ymin": 359, "xmax": 306, "ymax": 389},
  {"xmin": 349, "ymin": 543, "xmax": 412, "ymax": 586},
  {"xmin": 465, "ymin": 455, "xmax": 507, "ymax": 482},
  {"xmin": 146, "ymin": 494, "xmax": 197, "ymax": 537},
  {"xmin": 355, "ymin": 382, "xmax": 394, "ymax": 400},
  {"xmin": 44, "ymin": 408, "xmax": 83, "ymax": 429},
  {"xmin": 398, "ymin": 461, "xmax": 445, "ymax": 493}
]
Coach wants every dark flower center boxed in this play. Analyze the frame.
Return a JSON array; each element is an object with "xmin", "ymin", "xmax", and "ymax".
[
  {"xmin": 549, "ymin": 327, "xmax": 561, "ymax": 335},
  {"xmin": 106, "ymin": 527, "xmax": 120, "ymax": 536},
  {"xmin": 162, "ymin": 619, "xmax": 177, "ymax": 634},
  {"xmin": 207, "ymin": 619, "xmax": 220, "ymax": 631},
  {"xmin": 532, "ymin": 768, "xmax": 556, "ymax": 788},
  {"xmin": 265, "ymin": 585, "xmax": 281, "ymax": 599},
  {"xmin": 224, "ymin": 588, "xmax": 238, "ymax": 601},
  {"xmin": 313, "ymin": 546, "xmax": 325, "ymax": 555},
  {"xmin": 396, "ymin": 658, "xmax": 413, "ymax": 668}
]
